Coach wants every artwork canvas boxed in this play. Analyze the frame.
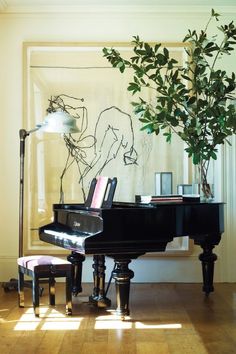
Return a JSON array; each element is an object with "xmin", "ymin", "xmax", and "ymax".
[{"xmin": 23, "ymin": 42, "xmax": 192, "ymax": 255}]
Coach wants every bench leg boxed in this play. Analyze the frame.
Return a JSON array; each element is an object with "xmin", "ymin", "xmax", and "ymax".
[
  {"xmin": 18, "ymin": 267, "xmax": 24, "ymax": 308},
  {"xmin": 66, "ymin": 274, "xmax": 72, "ymax": 315},
  {"xmin": 32, "ymin": 274, "xmax": 40, "ymax": 317},
  {"xmin": 49, "ymin": 277, "xmax": 56, "ymax": 306}
]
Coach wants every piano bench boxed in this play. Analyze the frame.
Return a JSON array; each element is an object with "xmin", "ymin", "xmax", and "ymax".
[{"xmin": 17, "ymin": 255, "xmax": 73, "ymax": 317}]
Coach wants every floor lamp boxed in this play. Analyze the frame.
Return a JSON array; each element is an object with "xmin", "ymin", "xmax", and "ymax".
[{"xmin": 2, "ymin": 111, "xmax": 79, "ymax": 291}]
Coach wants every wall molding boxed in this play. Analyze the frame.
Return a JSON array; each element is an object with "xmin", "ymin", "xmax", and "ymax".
[
  {"xmin": 1, "ymin": 4, "xmax": 236, "ymax": 15},
  {"xmin": 221, "ymin": 135, "xmax": 236, "ymax": 282}
]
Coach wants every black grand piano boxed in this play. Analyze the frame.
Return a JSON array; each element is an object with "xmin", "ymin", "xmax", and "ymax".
[{"xmin": 39, "ymin": 200, "xmax": 224, "ymax": 317}]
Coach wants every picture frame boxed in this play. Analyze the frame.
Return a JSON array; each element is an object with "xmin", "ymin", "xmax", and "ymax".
[
  {"xmin": 23, "ymin": 41, "xmax": 192, "ymax": 256},
  {"xmin": 155, "ymin": 172, "xmax": 173, "ymax": 195},
  {"xmin": 177, "ymin": 184, "xmax": 193, "ymax": 195}
]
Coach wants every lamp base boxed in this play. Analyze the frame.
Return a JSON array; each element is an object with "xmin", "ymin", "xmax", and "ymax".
[
  {"xmin": 2, "ymin": 278, "xmax": 44, "ymax": 296},
  {"xmin": 2, "ymin": 278, "xmax": 18, "ymax": 292}
]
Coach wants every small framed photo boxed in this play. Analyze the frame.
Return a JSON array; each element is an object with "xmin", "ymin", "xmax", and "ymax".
[
  {"xmin": 155, "ymin": 172, "xmax": 172, "ymax": 195},
  {"xmin": 177, "ymin": 184, "xmax": 193, "ymax": 195}
]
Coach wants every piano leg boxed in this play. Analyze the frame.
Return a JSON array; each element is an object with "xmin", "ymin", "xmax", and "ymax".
[
  {"xmin": 199, "ymin": 243, "xmax": 217, "ymax": 296},
  {"xmin": 67, "ymin": 252, "xmax": 85, "ymax": 296},
  {"xmin": 89, "ymin": 255, "xmax": 111, "ymax": 308},
  {"xmin": 112, "ymin": 258, "xmax": 134, "ymax": 318}
]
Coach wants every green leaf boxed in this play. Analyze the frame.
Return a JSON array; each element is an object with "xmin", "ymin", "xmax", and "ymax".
[
  {"xmin": 193, "ymin": 153, "xmax": 200, "ymax": 165},
  {"xmin": 156, "ymin": 53, "xmax": 167, "ymax": 65},
  {"xmin": 140, "ymin": 123, "xmax": 155, "ymax": 134},
  {"xmin": 154, "ymin": 43, "xmax": 162, "ymax": 52},
  {"xmin": 181, "ymin": 74, "xmax": 192, "ymax": 81},
  {"xmin": 210, "ymin": 151, "xmax": 217, "ymax": 160},
  {"xmin": 116, "ymin": 61, "xmax": 125, "ymax": 69},
  {"xmin": 163, "ymin": 131, "xmax": 172, "ymax": 143},
  {"xmin": 163, "ymin": 47, "xmax": 169, "ymax": 59},
  {"xmin": 127, "ymin": 82, "xmax": 140, "ymax": 94},
  {"xmin": 188, "ymin": 96, "xmax": 196, "ymax": 105},
  {"xmin": 211, "ymin": 8, "xmax": 220, "ymax": 20}
]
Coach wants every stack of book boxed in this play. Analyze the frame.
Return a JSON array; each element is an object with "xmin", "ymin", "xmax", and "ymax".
[
  {"xmin": 135, "ymin": 195, "xmax": 183, "ymax": 203},
  {"xmin": 135, "ymin": 194, "xmax": 200, "ymax": 203}
]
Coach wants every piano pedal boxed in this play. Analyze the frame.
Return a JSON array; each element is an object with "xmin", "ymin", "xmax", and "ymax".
[
  {"xmin": 104, "ymin": 264, "xmax": 116, "ymax": 297},
  {"xmin": 89, "ymin": 294, "xmax": 111, "ymax": 308},
  {"xmin": 97, "ymin": 297, "xmax": 111, "ymax": 308}
]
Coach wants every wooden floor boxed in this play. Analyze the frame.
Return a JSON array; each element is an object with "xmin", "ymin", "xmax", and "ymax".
[{"xmin": 0, "ymin": 282, "xmax": 236, "ymax": 354}]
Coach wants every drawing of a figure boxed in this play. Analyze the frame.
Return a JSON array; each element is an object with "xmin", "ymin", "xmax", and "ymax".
[
  {"xmin": 82, "ymin": 105, "xmax": 138, "ymax": 180},
  {"xmin": 51, "ymin": 95, "xmax": 138, "ymax": 202}
]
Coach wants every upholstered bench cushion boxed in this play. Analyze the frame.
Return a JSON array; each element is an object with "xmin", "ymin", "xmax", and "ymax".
[{"xmin": 17, "ymin": 255, "xmax": 70, "ymax": 271}]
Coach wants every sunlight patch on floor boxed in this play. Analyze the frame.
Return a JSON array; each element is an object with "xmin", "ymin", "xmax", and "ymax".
[
  {"xmin": 94, "ymin": 313, "xmax": 182, "ymax": 330},
  {"xmin": 14, "ymin": 307, "xmax": 83, "ymax": 331},
  {"xmin": 135, "ymin": 321, "xmax": 182, "ymax": 329},
  {"xmin": 94, "ymin": 313, "xmax": 132, "ymax": 329}
]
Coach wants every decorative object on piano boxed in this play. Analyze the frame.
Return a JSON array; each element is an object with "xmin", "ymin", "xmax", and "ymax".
[
  {"xmin": 192, "ymin": 159, "xmax": 215, "ymax": 202},
  {"xmin": 155, "ymin": 172, "xmax": 172, "ymax": 195},
  {"xmin": 177, "ymin": 184, "xmax": 193, "ymax": 195},
  {"xmin": 103, "ymin": 9, "xmax": 236, "ymax": 201},
  {"xmin": 2, "ymin": 105, "xmax": 79, "ymax": 292}
]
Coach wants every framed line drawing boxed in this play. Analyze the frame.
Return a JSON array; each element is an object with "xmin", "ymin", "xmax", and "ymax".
[{"xmin": 23, "ymin": 41, "xmax": 192, "ymax": 256}]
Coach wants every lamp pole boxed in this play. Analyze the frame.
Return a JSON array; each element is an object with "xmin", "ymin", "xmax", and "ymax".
[
  {"xmin": 19, "ymin": 129, "xmax": 27, "ymax": 258},
  {"xmin": 19, "ymin": 128, "xmax": 39, "ymax": 257}
]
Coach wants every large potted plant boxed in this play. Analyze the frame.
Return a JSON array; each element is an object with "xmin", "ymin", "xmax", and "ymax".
[{"xmin": 103, "ymin": 9, "xmax": 236, "ymax": 200}]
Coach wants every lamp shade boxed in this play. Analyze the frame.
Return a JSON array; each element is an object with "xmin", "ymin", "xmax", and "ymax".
[{"xmin": 39, "ymin": 111, "xmax": 79, "ymax": 133}]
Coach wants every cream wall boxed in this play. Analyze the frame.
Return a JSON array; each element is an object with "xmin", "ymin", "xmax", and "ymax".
[{"xmin": 0, "ymin": 5, "xmax": 236, "ymax": 283}]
